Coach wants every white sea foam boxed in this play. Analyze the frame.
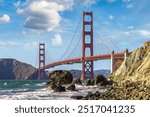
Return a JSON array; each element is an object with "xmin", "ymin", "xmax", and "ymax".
[
  {"xmin": 3, "ymin": 82, "xmax": 7, "ymax": 85},
  {"xmin": 0, "ymin": 84, "xmax": 106, "ymax": 100}
]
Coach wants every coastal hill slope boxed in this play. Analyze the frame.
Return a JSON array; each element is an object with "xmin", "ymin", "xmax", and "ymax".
[
  {"xmin": 0, "ymin": 59, "xmax": 38, "ymax": 80},
  {"xmin": 112, "ymin": 41, "xmax": 150, "ymax": 85}
]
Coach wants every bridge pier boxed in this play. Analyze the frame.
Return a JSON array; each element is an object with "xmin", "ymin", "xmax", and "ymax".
[{"xmin": 111, "ymin": 49, "xmax": 129, "ymax": 73}]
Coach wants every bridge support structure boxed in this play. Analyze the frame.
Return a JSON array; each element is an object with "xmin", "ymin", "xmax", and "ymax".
[
  {"xmin": 38, "ymin": 43, "xmax": 45, "ymax": 80},
  {"xmin": 82, "ymin": 11, "xmax": 94, "ymax": 80},
  {"xmin": 111, "ymin": 49, "xmax": 129, "ymax": 73}
]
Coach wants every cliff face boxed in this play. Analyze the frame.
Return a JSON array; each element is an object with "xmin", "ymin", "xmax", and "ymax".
[
  {"xmin": 112, "ymin": 41, "xmax": 150, "ymax": 85},
  {"xmin": 0, "ymin": 59, "xmax": 39, "ymax": 80}
]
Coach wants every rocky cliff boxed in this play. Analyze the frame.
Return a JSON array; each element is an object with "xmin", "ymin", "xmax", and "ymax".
[
  {"xmin": 0, "ymin": 59, "xmax": 39, "ymax": 80},
  {"xmin": 112, "ymin": 41, "xmax": 150, "ymax": 85}
]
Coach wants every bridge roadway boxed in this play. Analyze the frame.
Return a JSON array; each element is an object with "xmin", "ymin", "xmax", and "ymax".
[{"xmin": 43, "ymin": 52, "xmax": 132, "ymax": 69}]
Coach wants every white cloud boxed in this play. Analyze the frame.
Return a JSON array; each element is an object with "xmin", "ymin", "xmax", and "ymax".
[
  {"xmin": 0, "ymin": 41, "xmax": 21, "ymax": 47},
  {"xmin": 17, "ymin": 1, "xmax": 67, "ymax": 31},
  {"xmin": 108, "ymin": 15, "xmax": 114, "ymax": 20},
  {"xmin": 132, "ymin": 30, "xmax": 150, "ymax": 38},
  {"xmin": 0, "ymin": 14, "xmax": 10, "ymax": 24},
  {"xmin": 126, "ymin": 4, "xmax": 134, "ymax": 8},
  {"xmin": 0, "ymin": 40, "xmax": 39, "ymax": 49},
  {"xmin": 25, "ymin": 42, "xmax": 38, "ymax": 48},
  {"xmin": 51, "ymin": 34, "xmax": 62, "ymax": 46},
  {"xmin": 22, "ymin": 31, "xmax": 26, "ymax": 35},
  {"xmin": 54, "ymin": 0, "xmax": 74, "ymax": 10},
  {"xmin": 122, "ymin": 31, "xmax": 130, "ymax": 36},
  {"xmin": 127, "ymin": 26, "xmax": 134, "ymax": 29},
  {"xmin": 109, "ymin": 29, "xmax": 150, "ymax": 42},
  {"xmin": 81, "ymin": 0, "xmax": 97, "ymax": 7}
]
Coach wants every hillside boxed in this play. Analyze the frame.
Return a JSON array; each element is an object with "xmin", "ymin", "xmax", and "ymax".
[
  {"xmin": 0, "ymin": 59, "xmax": 40, "ymax": 80},
  {"xmin": 98, "ymin": 41, "xmax": 150, "ymax": 100},
  {"xmin": 112, "ymin": 41, "xmax": 150, "ymax": 85},
  {"xmin": 70, "ymin": 69, "xmax": 110, "ymax": 78}
]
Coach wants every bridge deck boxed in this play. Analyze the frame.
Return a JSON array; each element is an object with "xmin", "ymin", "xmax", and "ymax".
[{"xmin": 43, "ymin": 52, "xmax": 131, "ymax": 69}]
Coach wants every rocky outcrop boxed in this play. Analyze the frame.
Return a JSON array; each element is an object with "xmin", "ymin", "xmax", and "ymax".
[
  {"xmin": 111, "ymin": 41, "xmax": 150, "ymax": 86},
  {"xmin": 71, "ymin": 78, "xmax": 82, "ymax": 85},
  {"xmin": 49, "ymin": 70, "xmax": 73, "ymax": 85},
  {"xmin": 102, "ymin": 41, "xmax": 150, "ymax": 100},
  {"xmin": 0, "ymin": 59, "xmax": 45, "ymax": 80},
  {"xmin": 66, "ymin": 84, "xmax": 76, "ymax": 91},
  {"xmin": 94, "ymin": 75, "xmax": 108, "ymax": 86},
  {"xmin": 98, "ymin": 81, "xmax": 150, "ymax": 100},
  {"xmin": 53, "ymin": 84, "xmax": 66, "ymax": 92},
  {"xmin": 84, "ymin": 79, "xmax": 93, "ymax": 86}
]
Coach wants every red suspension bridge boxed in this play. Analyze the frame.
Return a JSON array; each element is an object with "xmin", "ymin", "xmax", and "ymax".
[{"xmin": 38, "ymin": 11, "xmax": 132, "ymax": 80}]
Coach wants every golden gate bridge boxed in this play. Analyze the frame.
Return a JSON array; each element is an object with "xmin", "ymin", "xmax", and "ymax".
[{"xmin": 38, "ymin": 11, "xmax": 132, "ymax": 80}]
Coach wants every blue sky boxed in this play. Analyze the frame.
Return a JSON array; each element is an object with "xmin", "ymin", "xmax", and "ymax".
[{"xmin": 0, "ymin": 0, "xmax": 149, "ymax": 70}]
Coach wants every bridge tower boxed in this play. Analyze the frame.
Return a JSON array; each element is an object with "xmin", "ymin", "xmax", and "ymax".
[
  {"xmin": 111, "ymin": 49, "xmax": 129, "ymax": 73},
  {"xmin": 82, "ymin": 11, "xmax": 94, "ymax": 80},
  {"xmin": 38, "ymin": 43, "xmax": 45, "ymax": 80}
]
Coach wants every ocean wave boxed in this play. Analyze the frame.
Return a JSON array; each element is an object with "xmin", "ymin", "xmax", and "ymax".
[{"xmin": 0, "ymin": 83, "xmax": 107, "ymax": 100}]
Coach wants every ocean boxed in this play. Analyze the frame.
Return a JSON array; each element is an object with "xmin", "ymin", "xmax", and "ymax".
[{"xmin": 0, "ymin": 80, "xmax": 106, "ymax": 100}]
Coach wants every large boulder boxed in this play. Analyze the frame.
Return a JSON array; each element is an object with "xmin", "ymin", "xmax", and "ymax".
[
  {"xmin": 53, "ymin": 84, "xmax": 66, "ymax": 92},
  {"xmin": 72, "ymin": 78, "xmax": 82, "ymax": 85},
  {"xmin": 49, "ymin": 70, "xmax": 73, "ymax": 85},
  {"xmin": 70, "ymin": 96, "xmax": 84, "ymax": 100},
  {"xmin": 66, "ymin": 84, "xmax": 76, "ymax": 91},
  {"xmin": 94, "ymin": 74, "xmax": 109, "ymax": 86},
  {"xmin": 46, "ymin": 82, "xmax": 57, "ymax": 90},
  {"xmin": 84, "ymin": 79, "xmax": 93, "ymax": 86}
]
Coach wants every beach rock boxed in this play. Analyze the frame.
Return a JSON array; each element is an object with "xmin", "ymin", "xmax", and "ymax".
[
  {"xmin": 70, "ymin": 96, "xmax": 84, "ymax": 100},
  {"xmin": 45, "ymin": 81, "xmax": 51, "ymax": 86},
  {"xmin": 72, "ymin": 78, "xmax": 82, "ymax": 85},
  {"xmin": 84, "ymin": 79, "xmax": 93, "ymax": 86},
  {"xmin": 66, "ymin": 84, "xmax": 76, "ymax": 91},
  {"xmin": 49, "ymin": 70, "xmax": 73, "ymax": 85},
  {"xmin": 46, "ymin": 81, "xmax": 57, "ymax": 90},
  {"xmin": 94, "ymin": 74, "xmax": 109, "ymax": 86},
  {"xmin": 53, "ymin": 84, "xmax": 66, "ymax": 92},
  {"xmin": 84, "ymin": 92, "xmax": 94, "ymax": 100},
  {"xmin": 84, "ymin": 91, "xmax": 100, "ymax": 100}
]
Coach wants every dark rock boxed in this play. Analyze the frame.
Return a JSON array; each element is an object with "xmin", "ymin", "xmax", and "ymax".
[
  {"xmin": 84, "ymin": 92, "xmax": 95, "ymax": 100},
  {"xmin": 49, "ymin": 70, "xmax": 73, "ymax": 85},
  {"xmin": 45, "ymin": 81, "xmax": 51, "ymax": 86},
  {"xmin": 98, "ymin": 81, "xmax": 150, "ymax": 100},
  {"xmin": 94, "ymin": 74, "xmax": 109, "ymax": 86},
  {"xmin": 53, "ymin": 84, "xmax": 66, "ymax": 92},
  {"xmin": 47, "ymin": 82, "xmax": 57, "ymax": 90},
  {"xmin": 66, "ymin": 84, "xmax": 76, "ymax": 91},
  {"xmin": 84, "ymin": 79, "xmax": 93, "ymax": 86},
  {"xmin": 72, "ymin": 78, "xmax": 82, "ymax": 85},
  {"xmin": 70, "ymin": 96, "xmax": 84, "ymax": 100}
]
